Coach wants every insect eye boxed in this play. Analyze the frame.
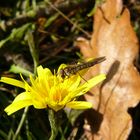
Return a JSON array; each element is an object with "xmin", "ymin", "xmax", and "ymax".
[
  {"xmin": 59, "ymin": 69, "xmax": 65, "ymax": 79},
  {"xmin": 59, "ymin": 69, "xmax": 63, "ymax": 75}
]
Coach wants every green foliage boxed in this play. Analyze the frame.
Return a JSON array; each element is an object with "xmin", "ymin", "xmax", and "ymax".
[{"xmin": 0, "ymin": 23, "xmax": 32, "ymax": 48}]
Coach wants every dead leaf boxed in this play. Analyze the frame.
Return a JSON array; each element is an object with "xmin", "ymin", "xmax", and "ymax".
[{"xmin": 75, "ymin": 0, "xmax": 140, "ymax": 140}]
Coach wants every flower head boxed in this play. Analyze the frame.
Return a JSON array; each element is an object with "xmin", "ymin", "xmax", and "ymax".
[{"xmin": 0, "ymin": 65, "xmax": 105, "ymax": 115}]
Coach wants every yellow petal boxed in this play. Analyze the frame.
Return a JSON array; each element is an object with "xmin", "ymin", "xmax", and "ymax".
[
  {"xmin": 4, "ymin": 100, "xmax": 32, "ymax": 115},
  {"xmin": 4, "ymin": 92, "xmax": 33, "ymax": 115},
  {"xmin": 87, "ymin": 74, "xmax": 106, "ymax": 86},
  {"xmin": 32, "ymin": 99, "xmax": 47, "ymax": 109},
  {"xmin": 13, "ymin": 92, "xmax": 32, "ymax": 103},
  {"xmin": 66, "ymin": 101, "xmax": 92, "ymax": 109},
  {"xmin": 37, "ymin": 66, "xmax": 53, "ymax": 81},
  {"xmin": 75, "ymin": 74, "xmax": 106, "ymax": 97},
  {"xmin": 67, "ymin": 75, "xmax": 81, "ymax": 91},
  {"xmin": 0, "ymin": 77, "xmax": 25, "ymax": 89}
]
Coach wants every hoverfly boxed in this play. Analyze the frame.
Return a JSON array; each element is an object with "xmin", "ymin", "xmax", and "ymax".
[{"xmin": 59, "ymin": 56, "xmax": 106, "ymax": 79}]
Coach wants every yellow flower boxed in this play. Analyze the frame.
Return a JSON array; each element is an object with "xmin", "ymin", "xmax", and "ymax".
[{"xmin": 0, "ymin": 65, "xmax": 106, "ymax": 115}]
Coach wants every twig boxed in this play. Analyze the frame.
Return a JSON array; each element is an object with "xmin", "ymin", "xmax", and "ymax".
[{"xmin": 45, "ymin": 0, "xmax": 91, "ymax": 38}]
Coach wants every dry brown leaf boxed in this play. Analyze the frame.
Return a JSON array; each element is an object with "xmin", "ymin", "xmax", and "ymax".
[{"xmin": 75, "ymin": 0, "xmax": 140, "ymax": 140}]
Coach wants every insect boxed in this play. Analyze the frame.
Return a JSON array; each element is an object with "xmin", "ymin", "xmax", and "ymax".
[{"xmin": 59, "ymin": 56, "xmax": 106, "ymax": 79}]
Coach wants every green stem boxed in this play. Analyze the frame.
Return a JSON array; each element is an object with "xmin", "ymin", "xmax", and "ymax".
[
  {"xmin": 26, "ymin": 31, "xmax": 39, "ymax": 75},
  {"xmin": 48, "ymin": 109, "xmax": 58, "ymax": 140},
  {"xmin": 12, "ymin": 107, "xmax": 29, "ymax": 140}
]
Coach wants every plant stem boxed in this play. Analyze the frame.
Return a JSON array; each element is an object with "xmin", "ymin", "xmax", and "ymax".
[
  {"xmin": 26, "ymin": 31, "xmax": 39, "ymax": 75},
  {"xmin": 48, "ymin": 109, "xmax": 58, "ymax": 140},
  {"xmin": 12, "ymin": 107, "xmax": 29, "ymax": 140}
]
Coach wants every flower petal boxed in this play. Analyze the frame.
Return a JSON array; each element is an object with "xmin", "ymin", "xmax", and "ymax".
[
  {"xmin": 66, "ymin": 101, "xmax": 92, "ymax": 109},
  {"xmin": 32, "ymin": 100, "xmax": 47, "ymax": 109},
  {"xmin": 37, "ymin": 66, "xmax": 53, "ymax": 81},
  {"xmin": 4, "ymin": 92, "xmax": 33, "ymax": 115},
  {"xmin": 4, "ymin": 101, "xmax": 33, "ymax": 115},
  {"xmin": 67, "ymin": 74, "xmax": 81, "ymax": 91},
  {"xmin": 13, "ymin": 92, "xmax": 32, "ymax": 103},
  {"xmin": 75, "ymin": 74, "xmax": 106, "ymax": 97},
  {"xmin": 0, "ymin": 77, "xmax": 25, "ymax": 89}
]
